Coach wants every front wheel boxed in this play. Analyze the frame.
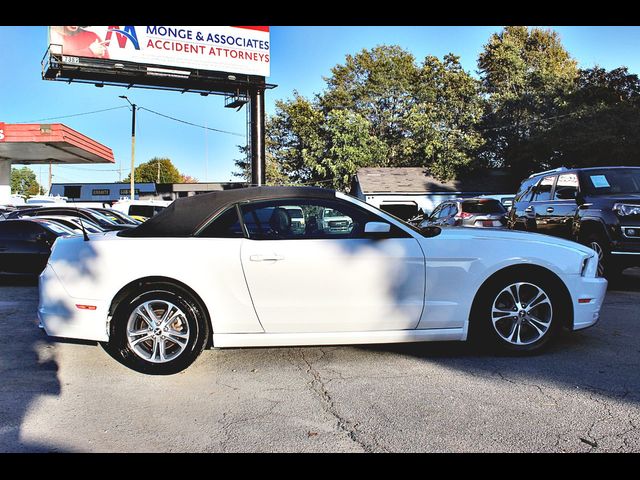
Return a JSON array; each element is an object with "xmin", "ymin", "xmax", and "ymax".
[
  {"xmin": 584, "ymin": 234, "xmax": 622, "ymax": 279},
  {"xmin": 471, "ymin": 272, "xmax": 564, "ymax": 354},
  {"xmin": 109, "ymin": 287, "xmax": 209, "ymax": 374}
]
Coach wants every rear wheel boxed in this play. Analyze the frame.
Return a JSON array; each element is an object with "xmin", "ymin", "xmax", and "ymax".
[
  {"xmin": 109, "ymin": 287, "xmax": 209, "ymax": 374},
  {"xmin": 471, "ymin": 270, "xmax": 564, "ymax": 354}
]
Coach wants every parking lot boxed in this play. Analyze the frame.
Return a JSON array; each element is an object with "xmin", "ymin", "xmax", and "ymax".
[{"xmin": 1, "ymin": 272, "xmax": 638, "ymax": 453}]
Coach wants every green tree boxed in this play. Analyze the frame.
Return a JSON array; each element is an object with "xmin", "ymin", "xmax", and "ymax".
[
  {"xmin": 11, "ymin": 167, "xmax": 44, "ymax": 197},
  {"xmin": 478, "ymin": 26, "xmax": 578, "ymax": 175},
  {"xmin": 246, "ymin": 46, "xmax": 485, "ymax": 188},
  {"xmin": 316, "ymin": 109, "xmax": 388, "ymax": 189},
  {"xmin": 527, "ymin": 66, "xmax": 640, "ymax": 168},
  {"xmin": 321, "ymin": 45, "xmax": 420, "ymax": 167},
  {"xmin": 233, "ymin": 145, "xmax": 288, "ymax": 185},
  {"xmin": 405, "ymin": 54, "xmax": 485, "ymax": 179},
  {"xmin": 122, "ymin": 157, "xmax": 184, "ymax": 183}
]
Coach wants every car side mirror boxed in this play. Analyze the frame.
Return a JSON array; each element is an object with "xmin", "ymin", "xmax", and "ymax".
[{"xmin": 364, "ymin": 222, "xmax": 391, "ymax": 234}]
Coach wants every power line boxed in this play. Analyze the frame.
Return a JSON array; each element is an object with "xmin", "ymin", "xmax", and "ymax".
[
  {"xmin": 16, "ymin": 106, "xmax": 129, "ymax": 123},
  {"xmin": 138, "ymin": 106, "xmax": 245, "ymax": 137}
]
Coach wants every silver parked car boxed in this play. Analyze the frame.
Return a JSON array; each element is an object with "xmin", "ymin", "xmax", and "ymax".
[{"xmin": 419, "ymin": 198, "xmax": 508, "ymax": 229}]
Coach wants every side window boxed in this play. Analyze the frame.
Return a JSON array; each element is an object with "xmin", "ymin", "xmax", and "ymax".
[
  {"xmin": 554, "ymin": 173, "xmax": 579, "ymax": 201},
  {"xmin": 240, "ymin": 198, "xmax": 409, "ymax": 240},
  {"xmin": 198, "ymin": 206, "xmax": 243, "ymax": 238},
  {"xmin": 436, "ymin": 204, "xmax": 450, "ymax": 219},
  {"xmin": 514, "ymin": 178, "xmax": 537, "ymax": 203},
  {"xmin": 429, "ymin": 205, "xmax": 442, "ymax": 220},
  {"xmin": 532, "ymin": 175, "xmax": 556, "ymax": 202}
]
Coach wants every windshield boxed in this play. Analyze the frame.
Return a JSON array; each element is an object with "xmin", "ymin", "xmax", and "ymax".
[
  {"xmin": 579, "ymin": 168, "xmax": 640, "ymax": 195},
  {"xmin": 39, "ymin": 221, "xmax": 75, "ymax": 235},
  {"xmin": 323, "ymin": 208, "xmax": 344, "ymax": 218},
  {"xmin": 462, "ymin": 200, "xmax": 506, "ymax": 214},
  {"xmin": 284, "ymin": 208, "xmax": 303, "ymax": 219},
  {"xmin": 88, "ymin": 210, "xmax": 119, "ymax": 225}
]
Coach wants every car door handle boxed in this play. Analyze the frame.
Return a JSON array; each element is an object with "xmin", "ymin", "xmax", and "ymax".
[
  {"xmin": 546, "ymin": 207, "xmax": 554, "ymax": 213},
  {"xmin": 524, "ymin": 206, "xmax": 534, "ymax": 213},
  {"xmin": 249, "ymin": 254, "xmax": 285, "ymax": 262}
]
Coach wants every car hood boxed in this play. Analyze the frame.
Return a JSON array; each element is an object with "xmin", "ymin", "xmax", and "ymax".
[{"xmin": 430, "ymin": 226, "xmax": 594, "ymax": 256}]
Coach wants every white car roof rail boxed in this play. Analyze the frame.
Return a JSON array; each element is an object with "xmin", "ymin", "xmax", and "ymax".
[{"xmin": 527, "ymin": 167, "xmax": 569, "ymax": 179}]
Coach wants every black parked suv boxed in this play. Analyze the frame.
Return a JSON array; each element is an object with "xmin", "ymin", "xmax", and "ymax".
[{"xmin": 508, "ymin": 166, "xmax": 640, "ymax": 278}]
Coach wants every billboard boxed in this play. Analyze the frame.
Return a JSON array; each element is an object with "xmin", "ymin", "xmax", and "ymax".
[{"xmin": 48, "ymin": 26, "xmax": 270, "ymax": 77}]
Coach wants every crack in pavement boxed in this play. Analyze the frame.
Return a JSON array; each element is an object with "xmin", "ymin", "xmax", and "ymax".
[
  {"xmin": 493, "ymin": 370, "xmax": 560, "ymax": 407},
  {"xmin": 287, "ymin": 348, "xmax": 386, "ymax": 453}
]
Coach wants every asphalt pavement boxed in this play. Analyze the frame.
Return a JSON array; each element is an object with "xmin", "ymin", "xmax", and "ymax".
[{"xmin": 0, "ymin": 272, "xmax": 638, "ymax": 452}]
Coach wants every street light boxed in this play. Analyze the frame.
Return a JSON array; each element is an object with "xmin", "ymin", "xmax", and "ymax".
[{"xmin": 119, "ymin": 95, "xmax": 137, "ymax": 200}]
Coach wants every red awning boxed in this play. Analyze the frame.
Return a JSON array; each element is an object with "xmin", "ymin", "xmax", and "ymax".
[{"xmin": 0, "ymin": 123, "xmax": 114, "ymax": 165}]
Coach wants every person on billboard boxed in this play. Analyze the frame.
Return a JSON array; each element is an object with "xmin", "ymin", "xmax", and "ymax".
[{"xmin": 50, "ymin": 26, "xmax": 110, "ymax": 59}]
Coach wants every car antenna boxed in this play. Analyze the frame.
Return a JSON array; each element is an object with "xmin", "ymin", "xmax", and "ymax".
[{"xmin": 70, "ymin": 197, "xmax": 90, "ymax": 242}]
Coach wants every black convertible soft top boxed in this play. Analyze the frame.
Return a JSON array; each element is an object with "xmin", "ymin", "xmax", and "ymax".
[{"xmin": 118, "ymin": 186, "xmax": 336, "ymax": 237}]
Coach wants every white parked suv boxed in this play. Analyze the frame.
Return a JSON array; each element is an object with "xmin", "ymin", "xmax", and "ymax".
[{"xmin": 319, "ymin": 207, "xmax": 353, "ymax": 234}]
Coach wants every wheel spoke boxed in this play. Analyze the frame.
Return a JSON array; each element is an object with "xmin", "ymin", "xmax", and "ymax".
[
  {"xmin": 525, "ymin": 316, "xmax": 547, "ymax": 337},
  {"xmin": 507, "ymin": 322, "xmax": 521, "ymax": 344},
  {"xmin": 526, "ymin": 290, "xmax": 546, "ymax": 309},
  {"xmin": 136, "ymin": 306, "xmax": 155, "ymax": 328},
  {"xmin": 510, "ymin": 284, "xmax": 521, "ymax": 305},
  {"xmin": 167, "ymin": 329, "xmax": 189, "ymax": 342},
  {"xmin": 128, "ymin": 328, "xmax": 149, "ymax": 337},
  {"xmin": 131, "ymin": 333, "xmax": 153, "ymax": 347},
  {"xmin": 161, "ymin": 309, "xmax": 183, "ymax": 328},
  {"xmin": 150, "ymin": 337, "xmax": 160, "ymax": 361},
  {"xmin": 159, "ymin": 339, "xmax": 167, "ymax": 362}
]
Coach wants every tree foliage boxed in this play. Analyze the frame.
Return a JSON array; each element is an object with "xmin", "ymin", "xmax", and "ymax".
[
  {"xmin": 123, "ymin": 157, "xmax": 184, "ymax": 184},
  {"xmin": 235, "ymin": 26, "xmax": 640, "ymax": 190},
  {"xmin": 238, "ymin": 47, "xmax": 484, "ymax": 189},
  {"xmin": 11, "ymin": 167, "xmax": 43, "ymax": 197},
  {"xmin": 477, "ymin": 26, "xmax": 578, "ymax": 175}
]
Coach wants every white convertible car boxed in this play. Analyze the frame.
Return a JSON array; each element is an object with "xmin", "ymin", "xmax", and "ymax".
[{"xmin": 38, "ymin": 187, "xmax": 607, "ymax": 374}]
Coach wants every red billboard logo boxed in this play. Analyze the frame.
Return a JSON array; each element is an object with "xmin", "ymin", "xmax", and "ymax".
[{"xmin": 104, "ymin": 26, "xmax": 140, "ymax": 50}]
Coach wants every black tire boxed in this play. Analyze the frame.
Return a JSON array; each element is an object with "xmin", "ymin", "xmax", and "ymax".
[
  {"xmin": 584, "ymin": 234, "xmax": 622, "ymax": 280},
  {"xmin": 470, "ymin": 270, "xmax": 565, "ymax": 354},
  {"xmin": 108, "ymin": 286, "xmax": 209, "ymax": 375}
]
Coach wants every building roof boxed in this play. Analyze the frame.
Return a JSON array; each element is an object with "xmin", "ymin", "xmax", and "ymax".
[
  {"xmin": 120, "ymin": 186, "xmax": 335, "ymax": 237},
  {"xmin": 354, "ymin": 167, "xmax": 516, "ymax": 194}
]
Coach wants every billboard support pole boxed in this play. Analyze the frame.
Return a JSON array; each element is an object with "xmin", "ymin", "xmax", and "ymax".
[
  {"xmin": 130, "ymin": 104, "xmax": 136, "ymax": 200},
  {"xmin": 250, "ymin": 86, "xmax": 265, "ymax": 187}
]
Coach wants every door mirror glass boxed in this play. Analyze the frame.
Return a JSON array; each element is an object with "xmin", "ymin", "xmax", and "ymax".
[{"xmin": 364, "ymin": 222, "xmax": 391, "ymax": 234}]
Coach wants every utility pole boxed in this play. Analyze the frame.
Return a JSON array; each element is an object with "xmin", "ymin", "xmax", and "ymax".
[
  {"xmin": 157, "ymin": 161, "xmax": 160, "ymax": 183},
  {"xmin": 48, "ymin": 161, "xmax": 52, "ymax": 194},
  {"xmin": 119, "ymin": 95, "xmax": 137, "ymax": 200}
]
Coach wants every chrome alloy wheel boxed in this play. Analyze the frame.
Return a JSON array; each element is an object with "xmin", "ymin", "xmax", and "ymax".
[
  {"xmin": 491, "ymin": 282, "xmax": 553, "ymax": 346},
  {"xmin": 590, "ymin": 241, "xmax": 605, "ymax": 277},
  {"xmin": 126, "ymin": 300, "xmax": 190, "ymax": 363}
]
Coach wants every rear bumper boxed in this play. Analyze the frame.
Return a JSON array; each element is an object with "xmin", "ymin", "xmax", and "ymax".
[
  {"xmin": 38, "ymin": 264, "xmax": 110, "ymax": 342},
  {"xmin": 569, "ymin": 275, "xmax": 608, "ymax": 330}
]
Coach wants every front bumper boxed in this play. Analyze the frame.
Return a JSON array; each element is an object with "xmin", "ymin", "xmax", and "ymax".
[
  {"xmin": 569, "ymin": 275, "xmax": 608, "ymax": 330},
  {"xmin": 38, "ymin": 264, "xmax": 110, "ymax": 342}
]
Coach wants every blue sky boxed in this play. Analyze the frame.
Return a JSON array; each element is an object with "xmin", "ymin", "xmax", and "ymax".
[{"xmin": 2, "ymin": 26, "xmax": 640, "ymax": 186}]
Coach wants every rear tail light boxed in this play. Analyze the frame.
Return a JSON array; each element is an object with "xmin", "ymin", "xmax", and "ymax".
[{"xmin": 456, "ymin": 212, "xmax": 473, "ymax": 219}]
